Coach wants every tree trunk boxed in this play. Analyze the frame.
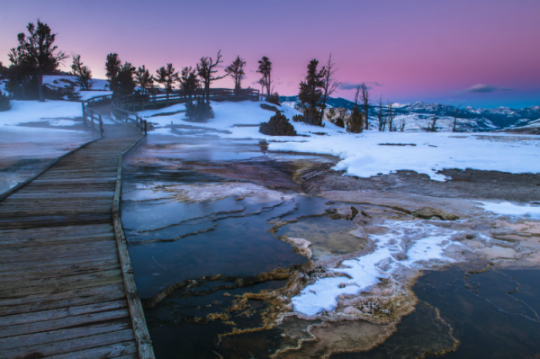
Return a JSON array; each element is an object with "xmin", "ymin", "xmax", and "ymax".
[{"xmin": 38, "ymin": 69, "xmax": 45, "ymax": 102}]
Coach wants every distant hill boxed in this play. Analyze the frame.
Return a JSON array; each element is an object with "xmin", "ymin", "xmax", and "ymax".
[{"xmin": 280, "ymin": 96, "xmax": 540, "ymax": 133}]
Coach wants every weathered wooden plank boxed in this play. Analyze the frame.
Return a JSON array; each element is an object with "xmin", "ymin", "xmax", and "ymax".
[
  {"xmin": 0, "ymin": 252, "xmax": 119, "ymax": 273},
  {"xmin": 2, "ymin": 329, "xmax": 135, "ymax": 358},
  {"xmin": 0, "ymin": 321, "xmax": 131, "ymax": 351},
  {"xmin": 0, "ymin": 309, "xmax": 130, "ymax": 338},
  {"xmin": 0, "ymin": 274, "xmax": 123, "ymax": 298},
  {"xmin": 0, "ymin": 223, "xmax": 113, "ymax": 239},
  {"xmin": 0, "ymin": 214, "xmax": 112, "ymax": 229},
  {"xmin": 0, "ymin": 269, "xmax": 122, "ymax": 292},
  {"xmin": 48, "ymin": 340, "xmax": 137, "ymax": 359},
  {"xmin": 0, "ymin": 260, "xmax": 120, "ymax": 282},
  {"xmin": 0, "ymin": 242, "xmax": 118, "ymax": 264},
  {"xmin": 0, "ymin": 283, "xmax": 126, "ymax": 316}
]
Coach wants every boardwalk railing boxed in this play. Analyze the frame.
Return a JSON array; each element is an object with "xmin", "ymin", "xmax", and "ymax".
[{"xmin": 81, "ymin": 106, "xmax": 104, "ymax": 137}]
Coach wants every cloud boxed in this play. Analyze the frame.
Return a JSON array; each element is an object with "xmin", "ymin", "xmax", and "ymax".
[
  {"xmin": 338, "ymin": 81, "xmax": 382, "ymax": 91},
  {"xmin": 461, "ymin": 84, "xmax": 512, "ymax": 93}
]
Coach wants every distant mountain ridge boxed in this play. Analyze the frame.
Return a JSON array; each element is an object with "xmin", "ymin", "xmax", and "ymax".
[{"xmin": 280, "ymin": 96, "xmax": 540, "ymax": 132}]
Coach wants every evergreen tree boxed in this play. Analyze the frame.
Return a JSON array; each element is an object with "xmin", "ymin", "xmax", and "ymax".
[
  {"xmin": 225, "ymin": 56, "xmax": 246, "ymax": 94},
  {"xmin": 197, "ymin": 50, "xmax": 227, "ymax": 102},
  {"xmin": 135, "ymin": 65, "xmax": 153, "ymax": 94},
  {"xmin": 298, "ymin": 59, "xmax": 326, "ymax": 126},
  {"xmin": 116, "ymin": 62, "xmax": 136, "ymax": 96},
  {"xmin": 155, "ymin": 63, "xmax": 179, "ymax": 93},
  {"xmin": 14, "ymin": 20, "xmax": 67, "ymax": 102},
  {"xmin": 361, "ymin": 82, "xmax": 370, "ymax": 129},
  {"xmin": 71, "ymin": 54, "xmax": 93, "ymax": 90},
  {"xmin": 179, "ymin": 66, "xmax": 200, "ymax": 100},
  {"xmin": 0, "ymin": 90, "xmax": 10, "ymax": 112},
  {"xmin": 347, "ymin": 85, "xmax": 363, "ymax": 133},
  {"xmin": 105, "ymin": 53, "xmax": 121, "ymax": 92},
  {"xmin": 257, "ymin": 56, "xmax": 272, "ymax": 99}
]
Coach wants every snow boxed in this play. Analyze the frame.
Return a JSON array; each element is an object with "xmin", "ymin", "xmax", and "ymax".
[
  {"xmin": 0, "ymin": 100, "xmax": 82, "ymax": 127},
  {"xmin": 138, "ymin": 100, "xmax": 540, "ymax": 182},
  {"xmin": 480, "ymin": 202, "xmax": 540, "ymax": 218},
  {"xmin": 42, "ymin": 75, "xmax": 109, "ymax": 91},
  {"xmin": 269, "ymin": 132, "xmax": 540, "ymax": 181},
  {"xmin": 292, "ymin": 220, "xmax": 460, "ymax": 316},
  {"xmin": 77, "ymin": 91, "xmax": 113, "ymax": 101}
]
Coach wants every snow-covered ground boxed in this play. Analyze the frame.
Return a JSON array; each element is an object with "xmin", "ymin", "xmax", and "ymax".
[
  {"xmin": 0, "ymin": 100, "xmax": 83, "ymax": 127},
  {"xmin": 43, "ymin": 75, "xmax": 109, "ymax": 91},
  {"xmin": 139, "ymin": 100, "xmax": 540, "ymax": 182}
]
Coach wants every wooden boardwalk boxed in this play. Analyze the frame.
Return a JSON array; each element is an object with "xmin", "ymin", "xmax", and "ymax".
[{"xmin": 0, "ymin": 124, "xmax": 154, "ymax": 358}]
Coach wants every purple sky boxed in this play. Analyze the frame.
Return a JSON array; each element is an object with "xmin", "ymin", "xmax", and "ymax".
[{"xmin": 1, "ymin": 0, "xmax": 539, "ymax": 108}]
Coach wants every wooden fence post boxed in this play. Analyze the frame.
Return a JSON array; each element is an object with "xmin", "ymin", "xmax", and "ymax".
[
  {"xmin": 81, "ymin": 102, "xmax": 86, "ymax": 126},
  {"xmin": 144, "ymin": 120, "xmax": 148, "ymax": 136},
  {"xmin": 99, "ymin": 114, "xmax": 104, "ymax": 138}
]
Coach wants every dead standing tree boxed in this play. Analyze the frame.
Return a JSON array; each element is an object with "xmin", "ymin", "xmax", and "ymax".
[
  {"xmin": 452, "ymin": 104, "xmax": 461, "ymax": 132},
  {"xmin": 346, "ymin": 85, "xmax": 363, "ymax": 133},
  {"xmin": 387, "ymin": 101, "xmax": 395, "ymax": 132},
  {"xmin": 71, "ymin": 54, "xmax": 93, "ymax": 90},
  {"xmin": 321, "ymin": 53, "xmax": 340, "ymax": 114},
  {"xmin": 361, "ymin": 82, "xmax": 370, "ymax": 130},
  {"xmin": 377, "ymin": 96, "xmax": 386, "ymax": 131},
  {"xmin": 197, "ymin": 50, "xmax": 227, "ymax": 102}
]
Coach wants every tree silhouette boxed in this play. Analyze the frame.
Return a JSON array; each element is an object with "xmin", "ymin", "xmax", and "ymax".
[
  {"xmin": 180, "ymin": 66, "xmax": 200, "ymax": 102},
  {"xmin": 257, "ymin": 56, "xmax": 272, "ymax": 99},
  {"xmin": 15, "ymin": 20, "xmax": 67, "ymax": 102},
  {"xmin": 197, "ymin": 50, "xmax": 227, "ymax": 102},
  {"xmin": 135, "ymin": 65, "xmax": 153, "ymax": 94},
  {"xmin": 321, "ymin": 53, "xmax": 340, "ymax": 114},
  {"xmin": 71, "ymin": 54, "xmax": 93, "ymax": 90},
  {"xmin": 105, "ymin": 53, "xmax": 121, "ymax": 93},
  {"xmin": 225, "ymin": 56, "xmax": 246, "ymax": 95},
  {"xmin": 298, "ymin": 59, "xmax": 326, "ymax": 126}
]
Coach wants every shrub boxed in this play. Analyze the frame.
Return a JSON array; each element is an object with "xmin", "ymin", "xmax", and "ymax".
[
  {"xmin": 346, "ymin": 105, "xmax": 363, "ymax": 133},
  {"xmin": 334, "ymin": 117, "xmax": 344, "ymax": 128},
  {"xmin": 260, "ymin": 103, "xmax": 279, "ymax": 112},
  {"xmin": 260, "ymin": 112, "xmax": 297, "ymax": 136},
  {"xmin": 292, "ymin": 114, "xmax": 304, "ymax": 122},
  {"xmin": 0, "ymin": 90, "xmax": 10, "ymax": 111},
  {"xmin": 186, "ymin": 97, "xmax": 214, "ymax": 122},
  {"xmin": 267, "ymin": 92, "xmax": 280, "ymax": 105}
]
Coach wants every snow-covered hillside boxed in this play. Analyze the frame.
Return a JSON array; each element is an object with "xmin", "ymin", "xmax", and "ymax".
[{"xmin": 281, "ymin": 96, "xmax": 540, "ymax": 133}]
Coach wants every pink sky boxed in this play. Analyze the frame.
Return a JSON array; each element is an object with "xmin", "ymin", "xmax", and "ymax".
[{"xmin": 1, "ymin": 0, "xmax": 539, "ymax": 108}]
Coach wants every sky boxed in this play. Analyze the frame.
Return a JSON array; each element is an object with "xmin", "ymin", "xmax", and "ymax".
[{"xmin": 1, "ymin": 0, "xmax": 539, "ymax": 108}]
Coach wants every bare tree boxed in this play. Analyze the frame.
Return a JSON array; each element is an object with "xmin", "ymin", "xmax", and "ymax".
[
  {"xmin": 387, "ymin": 101, "xmax": 395, "ymax": 132},
  {"xmin": 361, "ymin": 82, "xmax": 370, "ymax": 129},
  {"xmin": 346, "ymin": 85, "xmax": 363, "ymax": 133},
  {"xmin": 452, "ymin": 104, "xmax": 461, "ymax": 132},
  {"xmin": 197, "ymin": 50, "xmax": 227, "ymax": 102},
  {"xmin": 179, "ymin": 66, "xmax": 200, "ymax": 104},
  {"xmin": 71, "ymin": 54, "xmax": 93, "ymax": 90},
  {"xmin": 399, "ymin": 118, "xmax": 406, "ymax": 132},
  {"xmin": 377, "ymin": 96, "xmax": 385, "ymax": 131},
  {"xmin": 225, "ymin": 56, "xmax": 246, "ymax": 95},
  {"xmin": 321, "ymin": 53, "xmax": 340, "ymax": 113},
  {"xmin": 425, "ymin": 115, "xmax": 439, "ymax": 132}
]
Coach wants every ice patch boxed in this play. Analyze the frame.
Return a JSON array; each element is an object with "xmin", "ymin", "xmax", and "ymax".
[
  {"xmin": 480, "ymin": 201, "xmax": 540, "ymax": 218},
  {"xmin": 292, "ymin": 221, "xmax": 460, "ymax": 316}
]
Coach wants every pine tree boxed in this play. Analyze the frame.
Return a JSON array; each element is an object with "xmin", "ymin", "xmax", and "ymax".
[
  {"xmin": 179, "ymin": 66, "xmax": 200, "ymax": 100},
  {"xmin": 197, "ymin": 50, "xmax": 227, "ymax": 102},
  {"xmin": 135, "ymin": 65, "xmax": 153, "ymax": 94},
  {"xmin": 116, "ymin": 62, "xmax": 136, "ymax": 96},
  {"xmin": 105, "ymin": 53, "xmax": 121, "ymax": 93},
  {"xmin": 155, "ymin": 63, "xmax": 179, "ymax": 93},
  {"xmin": 347, "ymin": 85, "xmax": 363, "ymax": 133},
  {"xmin": 298, "ymin": 59, "xmax": 326, "ymax": 126},
  {"xmin": 257, "ymin": 56, "xmax": 272, "ymax": 99},
  {"xmin": 71, "ymin": 54, "xmax": 93, "ymax": 90},
  {"xmin": 14, "ymin": 20, "xmax": 67, "ymax": 102},
  {"xmin": 225, "ymin": 56, "xmax": 246, "ymax": 95}
]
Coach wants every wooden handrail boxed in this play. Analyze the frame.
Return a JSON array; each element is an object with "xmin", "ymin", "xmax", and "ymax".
[
  {"xmin": 81, "ymin": 104, "xmax": 104, "ymax": 138},
  {"xmin": 111, "ymin": 87, "xmax": 259, "ymax": 136}
]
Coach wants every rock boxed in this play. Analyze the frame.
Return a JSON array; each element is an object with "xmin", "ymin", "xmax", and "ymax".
[
  {"xmin": 343, "ymin": 306, "xmax": 362, "ymax": 315},
  {"xmin": 413, "ymin": 207, "xmax": 459, "ymax": 220}
]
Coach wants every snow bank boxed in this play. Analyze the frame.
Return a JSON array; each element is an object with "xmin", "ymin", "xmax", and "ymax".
[
  {"xmin": 481, "ymin": 202, "xmax": 540, "ymax": 218},
  {"xmin": 140, "ymin": 100, "xmax": 540, "ymax": 181},
  {"xmin": 0, "ymin": 100, "xmax": 82, "ymax": 127},
  {"xmin": 292, "ymin": 220, "xmax": 460, "ymax": 316},
  {"xmin": 43, "ymin": 75, "xmax": 109, "ymax": 91},
  {"xmin": 77, "ymin": 91, "xmax": 113, "ymax": 101}
]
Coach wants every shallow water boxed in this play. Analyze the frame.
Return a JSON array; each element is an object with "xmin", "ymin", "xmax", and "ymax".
[{"xmin": 123, "ymin": 134, "xmax": 540, "ymax": 358}]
